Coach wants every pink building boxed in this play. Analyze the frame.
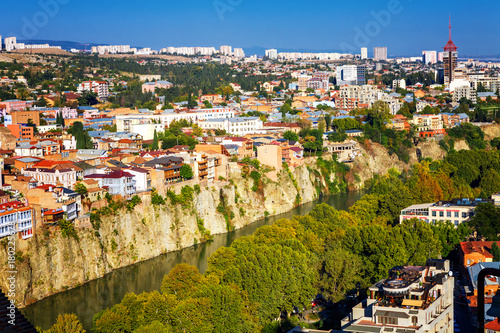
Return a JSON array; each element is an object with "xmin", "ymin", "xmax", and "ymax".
[
  {"xmin": 0, "ymin": 99, "xmax": 27, "ymax": 113},
  {"xmin": 142, "ymin": 81, "xmax": 173, "ymax": 93}
]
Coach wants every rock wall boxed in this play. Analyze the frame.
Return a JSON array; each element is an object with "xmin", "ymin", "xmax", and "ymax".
[{"xmin": 0, "ymin": 165, "xmax": 318, "ymax": 307}]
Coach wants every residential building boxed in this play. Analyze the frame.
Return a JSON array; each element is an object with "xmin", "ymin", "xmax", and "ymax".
[
  {"xmin": 141, "ymin": 80, "xmax": 173, "ymax": 93},
  {"xmin": 24, "ymin": 167, "xmax": 77, "ymax": 189},
  {"xmin": 0, "ymin": 99, "xmax": 27, "ymax": 113},
  {"xmin": 412, "ymin": 114, "xmax": 445, "ymax": 137},
  {"xmin": 373, "ymin": 47, "xmax": 388, "ymax": 61},
  {"xmin": 0, "ymin": 201, "xmax": 35, "ymax": 240},
  {"xmin": 440, "ymin": 113, "xmax": 469, "ymax": 128},
  {"xmin": 337, "ymin": 65, "xmax": 361, "ymax": 86},
  {"xmin": 219, "ymin": 45, "xmax": 232, "ymax": 55},
  {"xmin": 337, "ymin": 85, "xmax": 376, "ymax": 111},
  {"xmin": 422, "ymin": 50, "xmax": 437, "ymax": 64},
  {"xmin": 361, "ymin": 47, "xmax": 368, "ymax": 60},
  {"xmin": 257, "ymin": 144, "xmax": 282, "ymax": 180},
  {"xmin": 399, "ymin": 198, "xmax": 495, "ymax": 227},
  {"xmin": 10, "ymin": 110, "xmax": 41, "ymax": 126},
  {"xmin": 199, "ymin": 117, "xmax": 264, "ymax": 135},
  {"xmin": 342, "ymin": 259, "xmax": 453, "ymax": 333},
  {"xmin": 265, "ymin": 49, "xmax": 278, "ymax": 60},
  {"xmin": 307, "ymin": 72, "xmax": 330, "ymax": 91},
  {"xmin": 77, "ymin": 81, "xmax": 109, "ymax": 98},
  {"xmin": 27, "ymin": 185, "xmax": 81, "ymax": 223},
  {"xmin": 6, "ymin": 124, "xmax": 34, "ymax": 140},
  {"xmin": 393, "ymin": 79, "xmax": 406, "ymax": 90},
  {"xmin": 233, "ymin": 48, "xmax": 245, "ymax": 59},
  {"xmin": 4, "ymin": 37, "xmax": 17, "ymax": 51},
  {"xmin": 452, "ymin": 84, "xmax": 476, "ymax": 103},
  {"xmin": 459, "ymin": 241, "xmax": 500, "ymax": 269},
  {"xmin": 85, "ymin": 170, "xmax": 136, "ymax": 198}
]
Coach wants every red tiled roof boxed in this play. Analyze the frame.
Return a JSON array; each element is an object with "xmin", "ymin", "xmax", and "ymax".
[
  {"xmin": 460, "ymin": 241, "xmax": 500, "ymax": 258},
  {"xmin": 485, "ymin": 320, "xmax": 500, "ymax": 331}
]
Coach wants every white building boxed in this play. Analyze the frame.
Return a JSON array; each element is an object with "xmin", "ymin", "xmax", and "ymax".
[
  {"xmin": 24, "ymin": 168, "xmax": 77, "ymax": 189},
  {"xmin": 0, "ymin": 202, "xmax": 35, "ymax": 240},
  {"xmin": 452, "ymin": 85, "xmax": 477, "ymax": 103},
  {"xmin": 336, "ymin": 65, "xmax": 364, "ymax": 85},
  {"xmin": 199, "ymin": 117, "xmax": 263, "ymax": 135},
  {"xmin": 115, "ymin": 108, "xmax": 235, "ymax": 132},
  {"xmin": 360, "ymin": 47, "xmax": 368, "ymax": 60},
  {"xmin": 422, "ymin": 50, "xmax": 437, "ymax": 64},
  {"xmin": 342, "ymin": 259, "xmax": 454, "ymax": 333},
  {"xmin": 393, "ymin": 79, "xmax": 406, "ymax": 90},
  {"xmin": 129, "ymin": 123, "xmax": 167, "ymax": 141},
  {"xmin": 4, "ymin": 37, "xmax": 17, "ymax": 52},
  {"xmin": 399, "ymin": 198, "xmax": 494, "ymax": 227},
  {"xmin": 219, "ymin": 45, "xmax": 232, "ymax": 55},
  {"xmin": 233, "ymin": 48, "xmax": 245, "ymax": 59},
  {"xmin": 77, "ymin": 81, "xmax": 110, "ymax": 98},
  {"xmin": 373, "ymin": 47, "xmax": 388, "ymax": 61},
  {"xmin": 265, "ymin": 49, "xmax": 278, "ymax": 60}
]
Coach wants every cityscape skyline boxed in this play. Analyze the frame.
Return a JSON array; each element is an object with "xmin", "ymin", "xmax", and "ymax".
[{"xmin": 1, "ymin": 0, "xmax": 500, "ymax": 57}]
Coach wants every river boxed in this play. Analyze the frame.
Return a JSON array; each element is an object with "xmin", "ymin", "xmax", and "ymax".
[{"xmin": 22, "ymin": 190, "xmax": 367, "ymax": 331}]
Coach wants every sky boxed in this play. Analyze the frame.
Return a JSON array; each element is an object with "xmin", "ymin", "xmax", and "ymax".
[{"xmin": 1, "ymin": 0, "xmax": 499, "ymax": 57}]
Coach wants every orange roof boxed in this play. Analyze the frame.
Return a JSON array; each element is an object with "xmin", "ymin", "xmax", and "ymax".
[
  {"xmin": 486, "ymin": 320, "xmax": 500, "ymax": 331},
  {"xmin": 460, "ymin": 241, "xmax": 499, "ymax": 258}
]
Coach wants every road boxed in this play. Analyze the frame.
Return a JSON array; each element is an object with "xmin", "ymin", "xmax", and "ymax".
[{"xmin": 454, "ymin": 274, "xmax": 475, "ymax": 333}]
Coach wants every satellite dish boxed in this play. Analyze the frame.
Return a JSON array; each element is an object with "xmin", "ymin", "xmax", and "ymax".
[{"xmin": 448, "ymin": 271, "xmax": 453, "ymax": 277}]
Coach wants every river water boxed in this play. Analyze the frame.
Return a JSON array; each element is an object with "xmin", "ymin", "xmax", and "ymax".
[{"xmin": 22, "ymin": 191, "xmax": 366, "ymax": 331}]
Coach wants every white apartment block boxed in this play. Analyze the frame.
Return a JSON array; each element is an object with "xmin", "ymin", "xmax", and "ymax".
[
  {"xmin": 337, "ymin": 65, "xmax": 359, "ymax": 85},
  {"xmin": 129, "ymin": 123, "xmax": 167, "ymax": 141},
  {"xmin": 265, "ymin": 49, "xmax": 278, "ymax": 60},
  {"xmin": 452, "ymin": 85, "xmax": 477, "ymax": 103},
  {"xmin": 399, "ymin": 198, "xmax": 494, "ymax": 227},
  {"xmin": 422, "ymin": 50, "xmax": 437, "ymax": 64},
  {"xmin": 199, "ymin": 117, "xmax": 263, "ymax": 135},
  {"xmin": 233, "ymin": 48, "xmax": 245, "ymax": 59},
  {"xmin": 4, "ymin": 37, "xmax": 17, "ymax": 51},
  {"xmin": 77, "ymin": 81, "xmax": 110, "ymax": 98},
  {"xmin": 393, "ymin": 79, "xmax": 406, "ymax": 90},
  {"xmin": 342, "ymin": 259, "xmax": 454, "ymax": 333},
  {"xmin": 219, "ymin": 45, "xmax": 232, "ymax": 55},
  {"xmin": 90, "ymin": 45, "xmax": 131, "ymax": 54},
  {"xmin": 361, "ymin": 47, "xmax": 368, "ymax": 60},
  {"xmin": 412, "ymin": 114, "xmax": 443, "ymax": 131},
  {"xmin": 0, "ymin": 203, "xmax": 35, "ymax": 240},
  {"xmin": 374, "ymin": 47, "xmax": 388, "ymax": 61},
  {"xmin": 115, "ymin": 108, "xmax": 235, "ymax": 132},
  {"xmin": 337, "ymin": 85, "xmax": 377, "ymax": 109}
]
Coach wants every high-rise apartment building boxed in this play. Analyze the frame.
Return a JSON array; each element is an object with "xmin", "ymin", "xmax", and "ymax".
[
  {"xmin": 233, "ymin": 48, "xmax": 245, "ymax": 59},
  {"xmin": 373, "ymin": 47, "xmax": 387, "ymax": 61},
  {"xmin": 422, "ymin": 50, "xmax": 437, "ymax": 64},
  {"xmin": 443, "ymin": 17, "xmax": 458, "ymax": 85},
  {"xmin": 360, "ymin": 47, "xmax": 368, "ymax": 59},
  {"xmin": 265, "ymin": 49, "xmax": 278, "ymax": 60},
  {"xmin": 219, "ymin": 45, "xmax": 232, "ymax": 55},
  {"xmin": 4, "ymin": 37, "xmax": 17, "ymax": 52},
  {"xmin": 336, "ymin": 65, "xmax": 365, "ymax": 85},
  {"xmin": 342, "ymin": 259, "xmax": 454, "ymax": 333}
]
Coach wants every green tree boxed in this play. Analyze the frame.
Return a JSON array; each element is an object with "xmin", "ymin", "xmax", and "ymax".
[
  {"xmin": 179, "ymin": 164, "xmax": 194, "ymax": 180},
  {"xmin": 151, "ymin": 130, "xmax": 159, "ymax": 151},
  {"xmin": 480, "ymin": 169, "xmax": 500, "ymax": 198},
  {"xmin": 74, "ymin": 183, "xmax": 88, "ymax": 196},
  {"xmin": 492, "ymin": 242, "xmax": 500, "ymax": 262},
  {"xmin": 44, "ymin": 314, "xmax": 86, "ymax": 333},
  {"xmin": 283, "ymin": 130, "xmax": 299, "ymax": 142}
]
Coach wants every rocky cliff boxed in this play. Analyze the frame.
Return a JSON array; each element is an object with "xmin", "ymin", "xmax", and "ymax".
[{"xmin": 0, "ymin": 164, "xmax": 319, "ymax": 307}]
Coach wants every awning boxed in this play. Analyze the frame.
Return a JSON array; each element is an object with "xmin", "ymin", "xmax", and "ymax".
[
  {"xmin": 402, "ymin": 299, "xmax": 424, "ymax": 307},
  {"xmin": 374, "ymin": 310, "xmax": 410, "ymax": 318}
]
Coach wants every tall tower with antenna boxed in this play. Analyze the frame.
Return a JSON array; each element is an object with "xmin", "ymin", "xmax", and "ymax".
[{"xmin": 443, "ymin": 16, "xmax": 458, "ymax": 85}]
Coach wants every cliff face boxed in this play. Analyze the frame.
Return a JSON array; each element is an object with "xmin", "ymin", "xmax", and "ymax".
[{"xmin": 0, "ymin": 165, "xmax": 318, "ymax": 307}]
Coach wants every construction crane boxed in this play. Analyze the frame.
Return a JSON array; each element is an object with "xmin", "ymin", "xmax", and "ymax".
[{"xmin": 77, "ymin": 43, "xmax": 90, "ymax": 52}]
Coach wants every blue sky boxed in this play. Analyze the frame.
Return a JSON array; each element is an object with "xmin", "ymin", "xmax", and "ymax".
[{"xmin": 2, "ymin": 0, "xmax": 499, "ymax": 56}]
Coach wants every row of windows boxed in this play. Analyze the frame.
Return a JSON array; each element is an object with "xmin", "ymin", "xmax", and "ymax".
[
  {"xmin": 430, "ymin": 219, "xmax": 461, "ymax": 226},
  {"xmin": 431, "ymin": 211, "xmax": 468, "ymax": 218}
]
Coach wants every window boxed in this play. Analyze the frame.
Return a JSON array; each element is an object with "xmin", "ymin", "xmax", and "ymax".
[
  {"xmin": 447, "ymin": 211, "xmax": 452, "ymax": 217},
  {"xmin": 455, "ymin": 212, "xmax": 459, "ymax": 218},
  {"xmin": 432, "ymin": 211, "xmax": 436, "ymax": 217},
  {"xmin": 455, "ymin": 221, "xmax": 459, "ymax": 226},
  {"xmin": 439, "ymin": 211, "xmax": 444, "ymax": 217},
  {"xmin": 462, "ymin": 212, "xmax": 467, "ymax": 218}
]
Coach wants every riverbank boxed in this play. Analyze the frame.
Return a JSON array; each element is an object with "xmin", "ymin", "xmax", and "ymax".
[{"xmin": 22, "ymin": 191, "xmax": 367, "ymax": 331}]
